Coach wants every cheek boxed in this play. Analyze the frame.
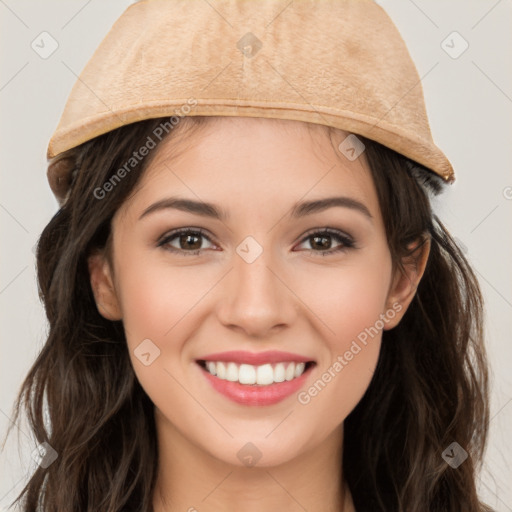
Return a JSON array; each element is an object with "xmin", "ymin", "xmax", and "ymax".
[
  {"xmin": 293, "ymin": 255, "xmax": 390, "ymax": 424},
  {"xmin": 115, "ymin": 257, "xmax": 206, "ymax": 414},
  {"xmin": 115, "ymin": 251, "xmax": 206, "ymax": 345},
  {"xmin": 300, "ymin": 255, "xmax": 392, "ymax": 345},
  {"xmin": 109, "ymin": 250, "xmax": 201, "ymax": 404}
]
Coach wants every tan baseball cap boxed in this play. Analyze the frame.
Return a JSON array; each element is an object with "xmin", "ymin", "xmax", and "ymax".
[{"xmin": 47, "ymin": 0, "xmax": 455, "ymax": 203}]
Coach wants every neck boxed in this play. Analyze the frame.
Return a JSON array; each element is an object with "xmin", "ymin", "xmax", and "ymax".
[{"xmin": 152, "ymin": 410, "xmax": 355, "ymax": 512}]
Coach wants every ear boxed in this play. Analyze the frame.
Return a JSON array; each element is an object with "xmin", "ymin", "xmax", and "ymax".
[
  {"xmin": 87, "ymin": 250, "xmax": 122, "ymax": 321},
  {"xmin": 383, "ymin": 236, "xmax": 430, "ymax": 330}
]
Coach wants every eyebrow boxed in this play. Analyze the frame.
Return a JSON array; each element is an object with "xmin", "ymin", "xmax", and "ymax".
[{"xmin": 138, "ymin": 196, "xmax": 373, "ymax": 222}]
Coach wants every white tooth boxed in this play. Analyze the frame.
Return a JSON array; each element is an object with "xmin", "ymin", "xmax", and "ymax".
[
  {"xmin": 206, "ymin": 361, "xmax": 216, "ymax": 376},
  {"xmin": 226, "ymin": 362, "xmax": 239, "ymax": 382},
  {"xmin": 216, "ymin": 361, "xmax": 227, "ymax": 379},
  {"xmin": 238, "ymin": 364, "xmax": 256, "ymax": 384},
  {"xmin": 256, "ymin": 363, "xmax": 274, "ymax": 385},
  {"xmin": 285, "ymin": 362, "xmax": 295, "ymax": 381},
  {"xmin": 273, "ymin": 363, "xmax": 286, "ymax": 382},
  {"xmin": 294, "ymin": 362, "xmax": 306, "ymax": 378}
]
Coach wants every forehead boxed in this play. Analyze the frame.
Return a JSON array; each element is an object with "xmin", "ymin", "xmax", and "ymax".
[{"xmin": 120, "ymin": 117, "xmax": 380, "ymax": 221}]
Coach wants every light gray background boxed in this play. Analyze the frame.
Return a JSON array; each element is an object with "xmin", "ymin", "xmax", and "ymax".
[{"xmin": 1, "ymin": 1, "xmax": 511, "ymax": 510}]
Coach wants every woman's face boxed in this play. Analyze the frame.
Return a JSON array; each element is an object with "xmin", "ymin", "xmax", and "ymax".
[{"xmin": 90, "ymin": 117, "xmax": 417, "ymax": 467}]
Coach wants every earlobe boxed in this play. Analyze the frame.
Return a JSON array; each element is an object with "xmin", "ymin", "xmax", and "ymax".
[
  {"xmin": 87, "ymin": 250, "xmax": 122, "ymax": 321},
  {"xmin": 383, "ymin": 236, "xmax": 431, "ymax": 330}
]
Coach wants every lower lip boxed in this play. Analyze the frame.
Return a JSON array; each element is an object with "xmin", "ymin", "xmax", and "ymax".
[{"xmin": 199, "ymin": 364, "xmax": 314, "ymax": 406}]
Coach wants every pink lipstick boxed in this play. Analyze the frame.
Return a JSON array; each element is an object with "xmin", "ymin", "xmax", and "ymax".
[{"xmin": 196, "ymin": 350, "xmax": 315, "ymax": 406}]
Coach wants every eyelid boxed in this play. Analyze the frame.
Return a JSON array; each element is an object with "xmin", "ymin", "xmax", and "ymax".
[
  {"xmin": 157, "ymin": 226, "xmax": 357, "ymax": 256},
  {"xmin": 294, "ymin": 227, "xmax": 356, "ymax": 252},
  {"xmin": 158, "ymin": 226, "xmax": 212, "ymax": 242},
  {"xmin": 157, "ymin": 227, "xmax": 218, "ymax": 251},
  {"xmin": 298, "ymin": 226, "xmax": 354, "ymax": 243}
]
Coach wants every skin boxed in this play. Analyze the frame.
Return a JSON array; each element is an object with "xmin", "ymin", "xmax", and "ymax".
[{"xmin": 88, "ymin": 117, "xmax": 429, "ymax": 512}]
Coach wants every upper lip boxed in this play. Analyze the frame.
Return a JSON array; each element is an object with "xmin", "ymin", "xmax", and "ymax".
[{"xmin": 197, "ymin": 350, "xmax": 315, "ymax": 366}]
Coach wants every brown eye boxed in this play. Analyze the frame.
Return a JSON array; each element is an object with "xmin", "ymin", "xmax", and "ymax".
[
  {"xmin": 296, "ymin": 228, "xmax": 355, "ymax": 256},
  {"xmin": 310, "ymin": 234, "xmax": 334, "ymax": 251},
  {"xmin": 177, "ymin": 232, "xmax": 202, "ymax": 250},
  {"xmin": 158, "ymin": 228, "xmax": 215, "ymax": 256}
]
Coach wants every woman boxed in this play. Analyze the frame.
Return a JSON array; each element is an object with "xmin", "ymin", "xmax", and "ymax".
[{"xmin": 5, "ymin": 1, "xmax": 492, "ymax": 510}]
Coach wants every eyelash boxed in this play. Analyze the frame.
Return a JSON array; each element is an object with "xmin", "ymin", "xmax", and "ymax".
[{"xmin": 157, "ymin": 227, "xmax": 356, "ymax": 257}]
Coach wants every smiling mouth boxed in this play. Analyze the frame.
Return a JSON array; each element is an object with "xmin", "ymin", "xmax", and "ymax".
[{"xmin": 196, "ymin": 360, "xmax": 316, "ymax": 386}]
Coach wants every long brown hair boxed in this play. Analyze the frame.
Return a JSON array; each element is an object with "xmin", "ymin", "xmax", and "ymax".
[{"xmin": 3, "ymin": 116, "xmax": 492, "ymax": 511}]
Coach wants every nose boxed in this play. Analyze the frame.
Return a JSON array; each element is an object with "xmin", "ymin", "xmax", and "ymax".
[{"xmin": 216, "ymin": 246, "xmax": 299, "ymax": 339}]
